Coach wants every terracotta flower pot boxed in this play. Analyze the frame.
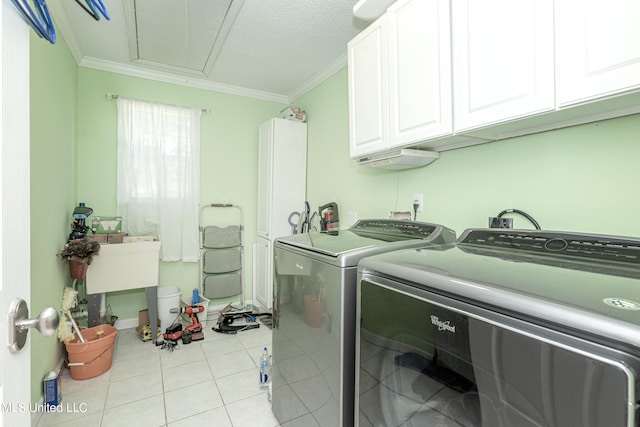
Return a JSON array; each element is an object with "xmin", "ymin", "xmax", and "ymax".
[{"xmin": 69, "ymin": 257, "xmax": 89, "ymax": 279}]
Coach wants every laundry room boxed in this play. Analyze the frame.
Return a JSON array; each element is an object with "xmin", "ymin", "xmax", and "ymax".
[{"xmin": 6, "ymin": 0, "xmax": 640, "ymax": 426}]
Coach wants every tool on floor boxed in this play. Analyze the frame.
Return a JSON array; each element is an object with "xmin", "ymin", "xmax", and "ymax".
[
  {"xmin": 212, "ymin": 317, "xmax": 260, "ymax": 334},
  {"xmin": 212, "ymin": 305, "xmax": 271, "ymax": 334},
  {"xmin": 163, "ymin": 323, "xmax": 183, "ymax": 342},
  {"xmin": 164, "ymin": 305, "xmax": 205, "ymax": 343},
  {"xmin": 160, "ymin": 339, "xmax": 179, "ymax": 352}
]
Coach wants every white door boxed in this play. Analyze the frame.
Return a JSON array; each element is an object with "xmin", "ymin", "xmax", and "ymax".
[
  {"xmin": 452, "ymin": 0, "xmax": 555, "ymax": 131},
  {"xmin": 556, "ymin": 0, "xmax": 640, "ymax": 106},
  {"xmin": 269, "ymin": 119, "xmax": 306, "ymax": 241},
  {"xmin": 348, "ymin": 15, "xmax": 389, "ymax": 158},
  {"xmin": 387, "ymin": 0, "xmax": 452, "ymax": 147},
  {"xmin": 1, "ymin": 3, "xmax": 32, "ymax": 426}
]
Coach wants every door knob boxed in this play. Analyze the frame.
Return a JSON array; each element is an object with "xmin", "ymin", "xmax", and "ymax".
[{"xmin": 7, "ymin": 298, "xmax": 59, "ymax": 353}]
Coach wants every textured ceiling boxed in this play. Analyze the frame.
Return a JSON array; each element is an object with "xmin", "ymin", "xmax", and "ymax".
[{"xmin": 48, "ymin": 0, "xmax": 368, "ymax": 103}]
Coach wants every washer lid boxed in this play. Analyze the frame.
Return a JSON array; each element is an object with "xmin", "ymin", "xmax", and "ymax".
[
  {"xmin": 275, "ymin": 220, "xmax": 452, "ymax": 259},
  {"xmin": 359, "ymin": 243, "xmax": 640, "ymax": 351}
]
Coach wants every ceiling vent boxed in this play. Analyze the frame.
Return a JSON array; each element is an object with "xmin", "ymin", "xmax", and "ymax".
[{"xmin": 123, "ymin": 0, "xmax": 244, "ymax": 77}]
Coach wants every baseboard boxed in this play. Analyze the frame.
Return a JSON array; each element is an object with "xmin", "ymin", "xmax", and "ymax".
[{"xmin": 113, "ymin": 317, "xmax": 138, "ymax": 330}]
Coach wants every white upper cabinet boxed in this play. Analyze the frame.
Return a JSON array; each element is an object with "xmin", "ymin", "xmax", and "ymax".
[
  {"xmin": 556, "ymin": 0, "xmax": 640, "ymax": 106},
  {"xmin": 348, "ymin": 0, "xmax": 640, "ymax": 155},
  {"xmin": 387, "ymin": 0, "xmax": 452, "ymax": 147},
  {"xmin": 348, "ymin": 0, "xmax": 452, "ymax": 159},
  {"xmin": 451, "ymin": 0, "xmax": 555, "ymax": 132},
  {"xmin": 348, "ymin": 16, "xmax": 389, "ymax": 158}
]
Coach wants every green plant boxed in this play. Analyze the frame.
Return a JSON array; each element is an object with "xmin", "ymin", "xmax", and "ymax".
[{"xmin": 58, "ymin": 237, "xmax": 101, "ymax": 265}]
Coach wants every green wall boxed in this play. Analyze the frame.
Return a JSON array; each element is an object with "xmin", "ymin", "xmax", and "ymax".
[
  {"xmin": 295, "ymin": 68, "xmax": 640, "ymax": 238},
  {"xmin": 75, "ymin": 69, "xmax": 285, "ymax": 319},
  {"xmin": 29, "ymin": 32, "xmax": 78, "ymax": 403}
]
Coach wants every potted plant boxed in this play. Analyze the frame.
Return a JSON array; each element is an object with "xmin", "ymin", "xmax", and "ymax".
[{"xmin": 58, "ymin": 237, "xmax": 101, "ymax": 279}]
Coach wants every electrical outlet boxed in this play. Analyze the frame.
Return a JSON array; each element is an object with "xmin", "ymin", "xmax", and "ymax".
[
  {"xmin": 413, "ymin": 193, "xmax": 424, "ymax": 213},
  {"xmin": 489, "ymin": 217, "xmax": 513, "ymax": 228}
]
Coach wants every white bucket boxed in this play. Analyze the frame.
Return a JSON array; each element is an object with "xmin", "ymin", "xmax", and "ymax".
[{"xmin": 157, "ymin": 286, "xmax": 181, "ymax": 333}]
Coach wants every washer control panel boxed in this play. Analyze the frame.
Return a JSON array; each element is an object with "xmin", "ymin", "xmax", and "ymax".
[
  {"xmin": 352, "ymin": 219, "xmax": 436, "ymax": 238},
  {"xmin": 459, "ymin": 229, "xmax": 640, "ymax": 264}
]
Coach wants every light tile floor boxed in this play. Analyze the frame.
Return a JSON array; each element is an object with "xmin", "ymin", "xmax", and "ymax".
[{"xmin": 36, "ymin": 324, "xmax": 278, "ymax": 427}]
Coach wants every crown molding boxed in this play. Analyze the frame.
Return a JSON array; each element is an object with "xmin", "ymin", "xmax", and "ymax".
[
  {"xmin": 51, "ymin": 0, "xmax": 344, "ymax": 106},
  {"xmin": 49, "ymin": 1, "xmax": 344, "ymax": 106},
  {"xmin": 79, "ymin": 57, "xmax": 289, "ymax": 104}
]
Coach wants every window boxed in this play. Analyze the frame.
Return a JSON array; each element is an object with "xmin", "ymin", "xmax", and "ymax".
[{"xmin": 116, "ymin": 98, "xmax": 201, "ymax": 261}]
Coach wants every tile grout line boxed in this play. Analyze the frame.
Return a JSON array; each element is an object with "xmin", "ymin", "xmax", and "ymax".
[
  {"xmin": 53, "ymin": 327, "xmax": 273, "ymax": 427},
  {"xmin": 160, "ymin": 343, "xmax": 168, "ymax": 427}
]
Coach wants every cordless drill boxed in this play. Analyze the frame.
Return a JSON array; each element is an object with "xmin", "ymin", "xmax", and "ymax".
[{"xmin": 169, "ymin": 305, "xmax": 205, "ymax": 342}]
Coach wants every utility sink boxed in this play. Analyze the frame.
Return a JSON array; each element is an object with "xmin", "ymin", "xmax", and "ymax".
[{"xmin": 85, "ymin": 241, "xmax": 161, "ymax": 294}]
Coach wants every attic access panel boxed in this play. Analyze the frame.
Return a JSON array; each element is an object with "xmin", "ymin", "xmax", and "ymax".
[{"xmin": 125, "ymin": 0, "xmax": 240, "ymax": 75}]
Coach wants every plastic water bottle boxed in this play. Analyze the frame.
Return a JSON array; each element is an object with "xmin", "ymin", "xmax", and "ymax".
[{"xmin": 259, "ymin": 346, "xmax": 271, "ymax": 389}]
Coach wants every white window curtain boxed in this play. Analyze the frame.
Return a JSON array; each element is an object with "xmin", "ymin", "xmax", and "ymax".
[{"xmin": 116, "ymin": 97, "xmax": 201, "ymax": 262}]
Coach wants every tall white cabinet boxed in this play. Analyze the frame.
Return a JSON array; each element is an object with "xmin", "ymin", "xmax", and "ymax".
[{"xmin": 254, "ymin": 118, "xmax": 307, "ymax": 310}]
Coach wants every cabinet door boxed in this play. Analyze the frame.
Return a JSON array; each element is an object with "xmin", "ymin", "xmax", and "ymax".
[
  {"xmin": 256, "ymin": 120, "xmax": 273, "ymax": 239},
  {"xmin": 254, "ymin": 238, "xmax": 272, "ymax": 309},
  {"xmin": 387, "ymin": 0, "xmax": 452, "ymax": 147},
  {"xmin": 270, "ymin": 119, "xmax": 307, "ymax": 241},
  {"xmin": 557, "ymin": 0, "xmax": 640, "ymax": 106},
  {"xmin": 452, "ymin": 0, "xmax": 554, "ymax": 131},
  {"xmin": 348, "ymin": 15, "xmax": 389, "ymax": 158}
]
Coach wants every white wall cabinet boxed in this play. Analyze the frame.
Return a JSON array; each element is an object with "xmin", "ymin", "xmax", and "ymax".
[
  {"xmin": 451, "ymin": 0, "xmax": 555, "ymax": 132},
  {"xmin": 387, "ymin": 0, "xmax": 453, "ymax": 147},
  {"xmin": 556, "ymin": 0, "xmax": 640, "ymax": 107},
  {"xmin": 347, "ymin": 15, "xmax": 388, "ymax": 158},
  {"xmin": 254, "ymin": 118, "xmax": 307, "ymax": 309},
  {"xmin": 348, "ymin": 0, "xmax": 640, "ymax": 155},
  {"xmin": 348, "ymin": 0, "xmax": 453, "ymax": 159}
]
